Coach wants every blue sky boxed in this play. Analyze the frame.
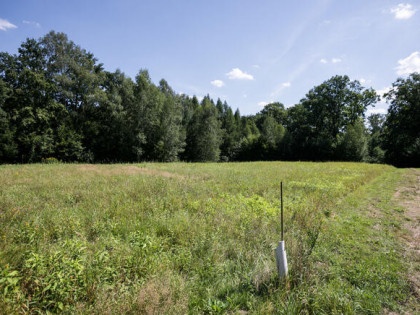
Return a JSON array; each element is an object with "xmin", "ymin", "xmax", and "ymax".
[{"xmin": 1, "ymin": 0, "xmax": 419, "ymax": 115}]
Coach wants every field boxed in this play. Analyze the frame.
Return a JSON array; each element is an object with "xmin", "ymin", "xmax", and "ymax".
[{"xmin": 0, "ymin": 162, "xmax": 418, "ymax": 313}]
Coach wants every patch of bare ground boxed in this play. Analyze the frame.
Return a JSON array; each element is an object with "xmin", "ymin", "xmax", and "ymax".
[
  {"xmin": 84, "ymin": 273, "xmax": 188, "ymax": 314},
  {"xmin": 134, "ymin": 275, "xmax": 188, "ymax": 314},
  {"xmin": 77, "ymin": 164, "xmax": 185, "ymax": 179},
  {"xmin": 394, "ymin": 169, "xmax": 420, "ymax": 306}
]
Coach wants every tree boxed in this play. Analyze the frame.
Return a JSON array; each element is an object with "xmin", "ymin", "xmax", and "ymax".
[
  {"xmin": 127, "ymin": 74, "xmax": 186, "ymax": 162},
  {"xmin": 41, "ymin": 31, "xmax": 106, "ymax": 161},
  {"xmin": 258, "ymin": 116, "xmax": 285, "ymax": 160},
  {"xmin": 383, "ymin": 73, "xmax": 420, "ymax": 167},
  {"xmin": 285, "ymin": 104, "xmax": 312, "ymax": 160},
  {"xmin": 184, "ymin": 97, "xmax": 222, "ymax": 162},
  {"xmin": 338, "ymin": 119, "xmax": 368, "ymax": 161},
  {"xmin": 0, "ymin": 78, "xmax": 17, "ymax": 162},
  {"xmin": 128, "ymin": 69, "xmax": 154, "ymax": 161},
  {"xmin": 219, "ymin": 104, "xmax": 239, "ymax": 161},
  {"xmin": 6, "ymin": 31, "xmax": 415, "ymax": 164},
  {"xmin": 0, "ymin": 38, "xmax": 70, "ymax": 162},
  {"xmin": 291, "ymin": 75, "xmax": 377, "ymax": 160},
  {"xmin": 259, "ymin": 102, "xmax": 288, "ymax": 126},
  {"xmin": 90, "ymin": 70, "xmax": 134, "ymax": 162},
  {"xmin": 366, "ymin": 113, "xmax": 385, "ymax": 163},
  {"xmin": 156, "ymin": 79, "xmax": 185, "ymax": 161}
]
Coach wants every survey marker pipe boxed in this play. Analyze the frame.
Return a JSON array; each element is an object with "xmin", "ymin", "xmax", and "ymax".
[
  {"xmin": 281, "ymin": 181, "xmax": 283, "ymax": 241},
  {"xmin": 276, "ymin": 181, "xmax": 288, "ymax": 279},
  {"xmin": 276, "ymin": 240, "xmax": 288, "ymax": 279}
]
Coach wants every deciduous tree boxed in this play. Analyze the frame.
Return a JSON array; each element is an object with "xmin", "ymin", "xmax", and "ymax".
[{"xmin": 383, "ymin": 73, "xmax": 420, "ymax": 167}]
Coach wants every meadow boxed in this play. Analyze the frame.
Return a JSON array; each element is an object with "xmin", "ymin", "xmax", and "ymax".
[{"xmin": 0, "ymin": 162, "xmax": 417, "ymax": 313}]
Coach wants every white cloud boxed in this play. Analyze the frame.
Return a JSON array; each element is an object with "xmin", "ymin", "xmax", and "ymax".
[
  {"xmin": 258, "ymin": 101, "xmax": 269, "ymax": 107},
  {"xmin": 226, "ymin": 68, "xmax": 254, "ymax": 80},
  {"xmin": 0, "ymin": 18, "xmax": 17, "ymax": 31},
  {"xmin": 375, "ymin": 86, "xmax": 392, "ymax": 106},
  {"xmin": 358, "ymin": 78, "xmax": 372, "ymax": 84},
  {"xmin": 378, "ymin": 86, "xmax": 392, "ymax": 96},
  {"xmin": 23, "ymin": 20, "xmax": 41, "ymax": 28},
  {"xmin": 390, "ymin": 3, "xmax": 416, "ymax": 19},
  {"xmin": 320, "ymin": 58, "xmax": 342, "ymax": 64},
  {"xmin": 270, "ymin": 90, "xmax": 281, "ymax": 98},
  {"xmin": 270, "ymin": 82, "xmax": 291, "ymax": 98},
  {"xmin": 367, "ymin": 86, "xmax": 392, "ymax": 115},
  {"xmin": 366, "ymin": 107, "xmax": 388, "ymax": 115},
  {"xmin": 376, "ymin": 86, "xmax": 392, "ymax": 98},
  {"xmin": 395, "ymin": 51, "xmax": 420, "ymax": 75},
  {"xmin": 210, "ymin": 79, "xmax": 225, "ymax": 88}
]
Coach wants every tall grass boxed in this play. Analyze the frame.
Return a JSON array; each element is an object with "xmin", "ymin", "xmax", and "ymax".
[{"xmin": 0, "ymin": 162, "xmax": 412, "ymax": 313}]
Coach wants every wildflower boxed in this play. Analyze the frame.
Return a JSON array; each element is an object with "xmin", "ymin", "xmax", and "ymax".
[{"xmin": 25, "ymin": 222, "xmax": 29, "ymax": 227}]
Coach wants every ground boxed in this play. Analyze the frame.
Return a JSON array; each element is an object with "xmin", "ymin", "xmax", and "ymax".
[
  {"xmin": 394, "ymin": 169, "xmax": 420, "ymax": 302},
  {"xmin": 0, "ymin": 162, "xmax": 419, "ymax": 313}
]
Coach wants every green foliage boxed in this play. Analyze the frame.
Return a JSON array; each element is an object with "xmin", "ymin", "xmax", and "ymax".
[
  {"xmin": 22, "ymin": 240, "xmax": 88, "ymax": 312},
  {"xmin": 259, "ymin": 102, "xmax": 288, "ymax": 126},
  {"xmin": 0, "ymin": 162, "xmax": 416, "ymax": 313},
  {"xmin": 261, "ymin": 116, "xmax": 285, "ymax": 156},
  {"xmin": 0, "ymin": 78, "xmax": 17, "ymax": 162},
  {"xmin": 366, "ymin": 113, "xmax": 386, "ymax": 163},
  {"xmin": 184, "ymin": 97, "xmax": 222, "ymax": 161},
  {"xmin": 0, "ymin": 32, "xmax": 418, "ymax": 165},
  {"xmin": 383, "ymin": 73, "xmax": 420, "ymax": 167},
  {"xmin": 0, "ymin": 31, "xmax": 394, "ymax": 163},
  {"xmin": 0, "ymin": 268, "xmax": 21, "ymax": 299},
  {"xmin": 338, "ymin": 119, "xmax": 368, "ymax": 161},
  {"xmin": 288, "ymin": 75, "xmax": 377, "ymax": 160},
  {"xmin": 41, "ymin": 157, "xmax": 60, "ymax": 164}
]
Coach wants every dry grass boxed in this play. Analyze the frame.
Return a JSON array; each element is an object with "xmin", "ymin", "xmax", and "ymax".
[
  {"xmin": 394, "ymin": 169, "xmax": 420, "ymax": 305},
  {"xmin": 134, "ymin": 273, "xmax": 188, "ymax": 314},
  {"xmin": 77, "ymin": 164, "xmax": 186, "ymax": 178}
]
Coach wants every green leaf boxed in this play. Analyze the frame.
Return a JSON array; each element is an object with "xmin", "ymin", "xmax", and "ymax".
[{"xmin": 42, "ymin": 284, "xmax": 51, "ymax": 293}]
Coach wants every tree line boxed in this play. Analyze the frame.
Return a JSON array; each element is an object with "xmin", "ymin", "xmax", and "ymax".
[{"xmin": 0, "ymin": 31, "xmax": 419, "ymax": 166}]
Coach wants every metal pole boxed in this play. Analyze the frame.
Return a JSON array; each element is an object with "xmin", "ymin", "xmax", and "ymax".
[
  {"xmin": 281, "ymin": 181, "xmax": 283, "ymax": 241},
  {"xmin": 276, "ymin": 181, "xmax": 288, "ymax": 279}
]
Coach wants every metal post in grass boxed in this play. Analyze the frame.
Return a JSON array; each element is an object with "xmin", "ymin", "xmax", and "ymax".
[
  {"xmin": 281, "ymin": 181, "xmax": 284, "ymax": 241},
  {"xmin": 276, "ymin": 181, "xmax": 288, "ymax": 279}
]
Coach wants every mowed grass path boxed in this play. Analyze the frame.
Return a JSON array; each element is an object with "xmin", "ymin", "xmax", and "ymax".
[{"xmin": 0, "ymin": 162, "xmax": 415, "ymax": 313}]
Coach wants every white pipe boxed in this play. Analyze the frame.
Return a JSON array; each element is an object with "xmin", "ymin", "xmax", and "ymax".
[{"xmin": 275, "ymin": 240, "xmax": 288, "ymax": 279}]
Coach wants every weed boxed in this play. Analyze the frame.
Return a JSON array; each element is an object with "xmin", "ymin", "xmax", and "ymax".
[{"xmin": 0, "ymin": 162, "xmax": 417, "ymax": 313}]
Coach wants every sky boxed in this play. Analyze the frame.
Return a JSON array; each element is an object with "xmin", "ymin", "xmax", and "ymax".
[{"xmin": 1, "ymin": 0, "xmax": 420, "ymax": 115}]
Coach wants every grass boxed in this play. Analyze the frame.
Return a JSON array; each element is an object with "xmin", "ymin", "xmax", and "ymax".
[{"xmin": 0, "ymin": 162, "xmax": 416, "ymax": 313}]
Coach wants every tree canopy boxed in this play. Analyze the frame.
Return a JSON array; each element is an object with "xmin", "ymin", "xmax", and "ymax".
[
  {"xmin": 382, "ymin": 73, "xmax": 420, "ymax": 167},
  {"xmin": 0, "ymin": 32, "xmax": 418, "ymax": 166}
]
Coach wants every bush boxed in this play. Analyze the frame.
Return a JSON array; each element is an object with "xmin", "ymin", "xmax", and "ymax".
[{"xmin": 41, "ymin": 157, "xmax": 60, "ymax": 164}]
